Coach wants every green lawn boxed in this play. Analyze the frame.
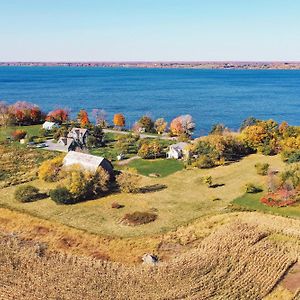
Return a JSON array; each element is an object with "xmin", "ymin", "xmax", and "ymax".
[
  {"xmin": 232, "ymin": 192, "xmax": 300, "ymax": 219},
  {"xmin": 0, "ymin": 124, "xmax": 42, "ymax": 141},
  {"xmin": 127, "ymin": 158, "xmax": 184, "ymax": 177}
]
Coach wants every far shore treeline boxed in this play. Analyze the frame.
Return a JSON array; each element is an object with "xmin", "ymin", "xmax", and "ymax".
[{"xmin": 1, "ymin": 100, "xmax": 300, "ymax": 166}]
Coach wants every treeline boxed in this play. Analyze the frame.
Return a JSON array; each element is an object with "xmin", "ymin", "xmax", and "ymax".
[{"xmin": 188, "ymin": 118, "xmax": 300, "ymax": 168}]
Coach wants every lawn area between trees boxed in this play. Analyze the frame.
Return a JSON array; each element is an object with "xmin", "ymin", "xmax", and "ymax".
[
  {"xmin": 0, "ymin": 124, "xmax": 41, "ymax": 141},
  {"xmin": 232, "ymin": 192, "xmax": 300, "ymax": 219},
  {"xmin": 0, "ymin": 154, "xmax": 288, "ymax": 238},
  {"xmin": 124, "ymin": 158, "xmax": 184, "ymax": 177}
]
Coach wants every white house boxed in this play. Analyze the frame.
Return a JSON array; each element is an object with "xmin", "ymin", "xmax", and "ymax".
[
  {"xmin": 63, "ymin": 151, "xmax": 114, "ymax": 178},
  {"xmin": 167, "ymin": 142, "xmax": 189, "ymax": 159},
  {"xmin": 42, "ymin": 121, "xmax": 59, "ymax": 130}
]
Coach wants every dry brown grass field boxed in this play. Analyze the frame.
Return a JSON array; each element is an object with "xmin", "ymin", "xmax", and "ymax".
[{"xmin": 0, "ymin": 223, "xmax": 297, "ymax": 300}]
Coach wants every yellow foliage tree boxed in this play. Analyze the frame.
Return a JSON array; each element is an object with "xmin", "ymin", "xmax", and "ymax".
[{"xmin": 39, "ymin": 156, "xmax": 64, "ymax": 182}]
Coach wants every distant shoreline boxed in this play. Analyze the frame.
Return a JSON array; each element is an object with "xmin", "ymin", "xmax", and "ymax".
[{"xmin": 1, "ymin": 61, "xmax": 300, "ymax": 70}]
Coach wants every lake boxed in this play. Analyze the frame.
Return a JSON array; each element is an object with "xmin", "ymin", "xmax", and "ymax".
[{"xmin": 0, "ymin": 67, "xmax": 299, "ymax": 135}]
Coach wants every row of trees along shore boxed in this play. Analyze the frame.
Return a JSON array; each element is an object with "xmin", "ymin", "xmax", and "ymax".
[{"xmin": 1, "ymin": 101, "xmax": 300, "ymax": 164}]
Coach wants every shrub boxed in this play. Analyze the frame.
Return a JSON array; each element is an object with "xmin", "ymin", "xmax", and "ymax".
[
  {"xmin": 49, "ymin": 187, "xmax": 75, "ymax": 204},
  {"xmin": 39, "ymin": 156, "xmax": 64, "ymax": 182},
  {"xmin": 11, "ymin": 130, "xmax": 27, "ymax": 141},
  {"xmin": 116, "ymin": 172, "xmax": 141, "ymax": 193},
  {"xmin": 246, "ymin": 183, "xmax": 263, "ymax": 194},
  {"xmin": 15, "ymin": 185, "xmax": 40, "ymax": 203},
  {"xmin": 192, "ymin": 155, "xmax": 215, "ymax": 169},
  {"xmin": 122, "ymin": 211, "xmax": 157, "ymax": 226},
  {"xmin": 203, "ymin": 176, "xmax": 213, "ymax": 187},
  {"xmin": 111, "ymin": 202, "xmax": 123, "ymax": 209},
  {"xmin": 282, "ymin": 151, "xmax": 300, "ymax": 164},
  {"xmin": 255, "ymin": 163, "xmax": 270, "ymax": 175}
]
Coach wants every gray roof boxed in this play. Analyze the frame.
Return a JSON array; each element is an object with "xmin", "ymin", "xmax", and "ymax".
[
  {"xmin": 68, "ymin": 127, "xmax": 88, "ymax": 138},
  {"xmin": 63, "ymin": 151, "xmax": 107, "ymax": 172},
  {"xmin": 170, "ymin": 142, "xmax": 188, "ymax": 151},
  {"xmin": 58, "ymin": 137, "xmax": 74, "ymax": 148}
]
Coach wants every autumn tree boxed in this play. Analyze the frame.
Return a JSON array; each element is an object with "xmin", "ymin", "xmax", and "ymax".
[
  {"xmin": 47, "ymin": 109, "xmax": 69, "ymax": 124},
  {"xmin": 113, "ymin": 113, "xmax": 125, "ymax": 129},
  {"xmin": 92, "ymin": 109, "xmax": 108, "ymax": 128},
  {"xmin": 170, "ymin": 117, "xmax": 183, "ymax": 136},
  {"xmin": 77, "ymin": 109, "xmax": 90, "ymax": 127},
  {"xmin": 0, "ymin": 102, "xmax": 13, "ymax": 127},
  {"xmin": 154, "ymin": 118, "xmax": 167, "ymax": 134},
  {"xmin": 170, "ymin": 115, "xmax": 195, "ymax": 137},
  {"xmin": 138, "ymin": 115, "xmax": 154, "ymax": 132},
  {"xmin": 138, "ymin": 140, "xmax": 162, "ymax": 159}
]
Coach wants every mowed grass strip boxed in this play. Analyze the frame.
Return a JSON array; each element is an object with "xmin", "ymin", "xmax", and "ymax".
[
  {"xmin": 127, "ymin": 158, "xmax": 184, "ymax": 177},
  {"xmin": 232, "ymin": 192, "xmax": 300, "ymax": 219}
]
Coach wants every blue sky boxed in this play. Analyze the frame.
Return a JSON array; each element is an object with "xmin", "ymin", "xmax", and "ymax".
[{"xmin": 0, "ymin": 0, "xmax": 299, "ymax": 61}]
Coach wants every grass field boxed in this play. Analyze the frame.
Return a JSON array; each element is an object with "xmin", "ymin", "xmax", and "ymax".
[
  {"xmin": 0, "ymin": 124, "xmax": 41, "ymax": 141},
  {"xmin": 232, "ymin": 192, "xmax": 300, "ymax": 219},
  {"xmin": 0, "ymin": 154, "xmax": 287, "ymax": 238},
  {"xmin": 126, "ymin": 158, "xmax": 184, "ymax": 177}
]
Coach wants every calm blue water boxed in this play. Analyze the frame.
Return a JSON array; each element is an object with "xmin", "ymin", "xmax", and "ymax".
[{"xmin": 0, "ymin": 67, "xmax": 299, "ymax": 135}]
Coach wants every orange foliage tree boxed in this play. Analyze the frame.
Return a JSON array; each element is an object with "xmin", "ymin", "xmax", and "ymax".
[
  {"xmin": 113, "ymin": 113, "xmax": 125, "ymax": 128},
  {"xmin": 47, "ymin": 109, "xmax": 69, "ymax": 124},
  {"xmin": 77, "ymin": 109, "xmax": 90, "ymax": 127},
  {"xmin": 170, "ymin": 117, "xmax": 183, "ymax": 136}
]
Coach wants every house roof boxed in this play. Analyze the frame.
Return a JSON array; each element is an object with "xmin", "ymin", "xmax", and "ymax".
[
  {"xmin": 63, "ymin": 151, "xmax": 107, "ymax": 172},
  {"xmin": 170, "ymin": 142, "xmax": 189, "ymax": 151},
  {"xmin": 58, "ymin": 137, "xmax": 74, "ymax": 148},
  {"xmin": 43, "ymin": 121, "xmax": 58, "ymax": 127},
  {"xmin": 68, "ymin": 127, "xmax": 88, "ymax": 137}
]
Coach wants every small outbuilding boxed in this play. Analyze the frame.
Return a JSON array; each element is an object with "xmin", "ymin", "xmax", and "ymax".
[
  {"xmin": 42, "ymin": 121, "xmax": 59, "ymax": 130},
  {"xmin": 63, "ymin": 151, "xmax": 114, "ymax": 178},
  {"xmin": 167, "ymin": 142, "xmax": 189, "ymax": 159}
]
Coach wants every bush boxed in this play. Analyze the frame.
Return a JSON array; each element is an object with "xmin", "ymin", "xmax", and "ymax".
[
  {"xmin": 116, "ymin": 172, "xmax": 141, "ymax": 193},
  {"xmin": 11, "ymin": 130, "xmax": 27, "ymax": 141},
  {"xmin": 282, "ymin": 151, "xmax": 300, "ymax": 164},
  {"xmin": 15, "ymin": 185, "xmax": 40, "ymax": 203},
  {"xmin": 49, "ymin": 187, "xmax": 75, "ymax": 204},
  {"xmin": 246, "ymin": 183, "xmax": 263, "ymax": 194},
  {"xmin": 111, "ymin": 202, "xmax": 123, "ymax": 209},
  {"xmin": 39, "ymin": 156, "xmax": 64, "ymax": 182},
  {"xmin": 255, "ymin": 163, "xmax": 270, "ymax": 175},
  {"xmin": 122, "ymin": 211, "xmax": 157, "ymax": 226},
  {"xmin": 192, "ymin": 155, "xmax": 215, "ymax": 169}
]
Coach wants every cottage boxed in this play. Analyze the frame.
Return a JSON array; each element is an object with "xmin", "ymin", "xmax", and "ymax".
[
  {"xmin": 63, "ymin": 151, "xmax": 114, "ymax": 178},
  {"xmin": 167, "ymin": 142, "xmax": 189, "ymax": 159},
  {"xmin": 42, "ymin": 121, "xmax": 59, "ymax": 130},
  {"xmin": 67, "ymin": 128, "xmax": 89, "ymax": 145}
]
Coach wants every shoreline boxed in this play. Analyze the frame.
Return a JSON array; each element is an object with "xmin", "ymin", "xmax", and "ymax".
[{"xmin": 1, "ymin": 61, "xmax": 300, "ymax": 70}]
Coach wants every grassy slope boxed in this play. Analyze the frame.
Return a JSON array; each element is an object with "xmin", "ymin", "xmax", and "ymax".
[{"xmin": 0, "ymin": 154, "xmax": 287, "ymax": 238}]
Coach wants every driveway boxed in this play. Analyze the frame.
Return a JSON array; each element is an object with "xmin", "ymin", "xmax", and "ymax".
[{"xmin": 103, "ymin": 129, "xmax": 177, "ymax": 141}]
